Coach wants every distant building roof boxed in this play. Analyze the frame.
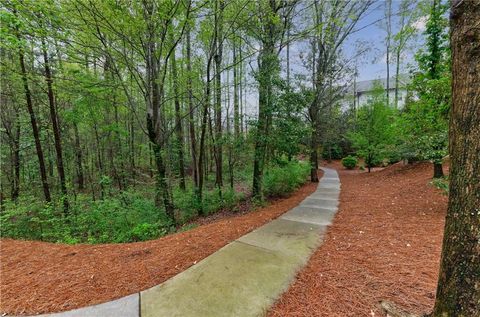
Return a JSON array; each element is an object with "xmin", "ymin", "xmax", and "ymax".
[{"xmin": 352, "ymin": 75, "xmax": 411, "ymax": 94}]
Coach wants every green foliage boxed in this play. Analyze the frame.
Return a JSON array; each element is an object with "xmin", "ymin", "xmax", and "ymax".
[
  {"xmin": 400, "ymin": 0, "xmax": 450, "ymax": 164},
  {"xmin": 1, "ymin": 160, "xmax": 311, "ymax": 244},
  {"xmin": 263, "ymin": 160, "xmax": 309, "ymax": 197},
  {"xmin": 431, "ymin": 176, "xmax": 449, "ymax": 195},
  {"xmin": 0, "ymin": 191, "xmax": 169, "ymax": 244},
  {"xmin": 269, "ymin": 85, "xmax": 311, "ymax": 160},
  {"xmin": 348, "ymin": 83, "xmax": 397, "ymax": 169},
  {"xmin": 341, "ymin": 155, "xmax": 358, "ymax": 169}
]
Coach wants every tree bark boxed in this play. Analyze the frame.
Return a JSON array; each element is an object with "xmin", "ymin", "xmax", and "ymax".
[
  {"xmin": 432, "ymin": 1, "xmax": 480, "ymax": 315},
  {"xmin": 42, "ymin": 40, "xmax": 69, "ymax": 213}
]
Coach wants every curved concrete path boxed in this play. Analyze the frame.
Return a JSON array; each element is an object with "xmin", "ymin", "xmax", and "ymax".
[{"xmin": 21, "ymin": 168, "xmax": 340, "ymax": 317}]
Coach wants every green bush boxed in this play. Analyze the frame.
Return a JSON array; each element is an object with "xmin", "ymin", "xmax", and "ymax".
[
  {"xmin": 263, "ymin": 161, "xmax": 309, "ymax": 197},
  {"xmin": 342, "ymin": 156, "xmax": 358, "ymax": 169}
]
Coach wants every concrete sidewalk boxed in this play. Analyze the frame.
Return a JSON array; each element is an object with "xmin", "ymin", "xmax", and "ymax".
[{"xmin": 24, "ymin": 168, "xmax": 340, "ymax": 317}]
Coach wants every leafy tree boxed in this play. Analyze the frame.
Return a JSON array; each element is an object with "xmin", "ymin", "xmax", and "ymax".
[
  {"xmin": 348, "ymin": 83, "xmax": 397, "ymax": 172},
  {"xmin": 401, "ymin": 0, "xmax": 450, "ymax": 178}
]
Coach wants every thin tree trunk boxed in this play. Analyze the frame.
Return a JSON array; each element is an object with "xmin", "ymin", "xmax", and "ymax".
[
  {"xmin": 198, "ymin": 62, "xmax": 212, "ymax": 215},
  {"xmin": 12, "ymin": 110, "xmax": 20, "ymax": 201},
  {"xmin": 233, "ymin": 37, "xmax": 240, "ymax": 140},
  {"xmin": 16, "ymin": 31, "xmax": 51, "ymax": 202},
  {"xmin": 394, "ymin": 48, "xmax": 401, "ymax": 109},
  {"xmin": 214, "ymin": 0, "xmax": 224, "ymax": 191},
  {"xmin": 386, "ymin": 0, "xmax": 392, "ymax": 107},
  {"xmin": 170, "ymin": 39, "xmax": 186, "ymax": 191},
  {"xmin": 432, "ymin": 2, "xmax": 480, "ymax": 315},
  {"xmin": 73, "ymin": 123, "xmax": 85, "ymax": 190},
  {"xmin": 186, "ymin": 24, "xmax": 198, "ymax": 188},
  {"xmin": 433, "ymin": 162, "xmax": 444, "ymax": 178},
  {"xmin": 310, "ymin": 128, "xmax": 319, "ymax": 182},
  {"xmin": 42, "ymin": 40, "xmax": 69, "ymax": 213}
]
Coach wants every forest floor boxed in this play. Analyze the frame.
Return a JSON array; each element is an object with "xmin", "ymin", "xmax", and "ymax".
[
  {"xmin": 0, "ymin": 171, "xmax": 322, "ymax": 316},
  {"xmin": 269, "ymin": 161, "xmax": 448, "ymax": 317},
  {"xmin": 0, "ymin": 162, "xmax": 448, "ymax": 317}
]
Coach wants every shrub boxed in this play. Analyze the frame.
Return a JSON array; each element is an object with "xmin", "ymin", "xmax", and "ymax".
[
  {"xmin": 263, "ymin": 161, "xmax": 309, "ymax": 197},
  {"xmin": 129, "ymin": 223, "xmax": 164, "ymax": 242},
  {"xmin": 342, "ymin": 156, "xmax": 358, "ymax": 169}
]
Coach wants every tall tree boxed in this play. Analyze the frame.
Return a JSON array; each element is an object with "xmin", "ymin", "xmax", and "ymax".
[
  {"xmin": 392, "ymin": 0, "xmax": 419, "ymax": 109},
  {"xmin": 385, "ymin": 0, "xmax": 392, "ymax": 107},
  {"xmin": 402, "ymin": 0, "xmax": 450, "ymax": 178},
  {"xmin": 186, "ymin": 19, "xmax": 198, "ymax": 189},
  {"xmin": 213, "ymin": 0, "xmax": 224, "ymax": 191},
  {"xmin": 251, "ymin": 0, "xmax": 294, "ymax": 199},
  {"xmin": 432, "ymin": 1, "xmax": 480, "ymax": 315},
  {"xmin": 309, "ymin": 0, "xmax": 372, "ymax": 182},
  {"xmin": 41, "ymin": 37, "xmax": 69, "ymax": 213},
  {"xmin": 170, "ymin": 28, "xmax": 186, "ymax": 191},
  {"xmin": 13, "ymin": 9, "xmax": 51, "ymax": 202}
]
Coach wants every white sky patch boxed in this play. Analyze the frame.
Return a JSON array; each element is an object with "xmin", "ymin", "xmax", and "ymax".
[{"xmin": 412, "ymin": 16, "xmax": 428, "ymax": 32}]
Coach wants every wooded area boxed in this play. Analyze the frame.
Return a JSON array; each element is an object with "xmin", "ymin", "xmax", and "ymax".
[
  {"xmin": 1, "ymin": 0, "xmax": 479, "ymax": 316},
  {"xmin": 0, "ymin": 0, "xmax": 452, "ymax": 243}
]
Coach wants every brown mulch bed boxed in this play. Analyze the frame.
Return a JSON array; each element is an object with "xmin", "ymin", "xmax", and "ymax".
[
  {"xmin": 0, "ymin": 173, "xmax": 322, "ymax": 316},
  {"xmin": 269, "ymin": 161, "xmax": 448, "ymax": 317}
]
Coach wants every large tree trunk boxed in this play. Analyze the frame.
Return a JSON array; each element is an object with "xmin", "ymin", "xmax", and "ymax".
[
  {"xmin": 17, "ymin": 33, "xmax": 51, "ymax": 202},
  {"xmin": 42, "ymin": 40, "xmax": 69, "ymax": 213},
  {"xmin": 432, "ymin": 1, "xmax": 480, "ymax": 315}
]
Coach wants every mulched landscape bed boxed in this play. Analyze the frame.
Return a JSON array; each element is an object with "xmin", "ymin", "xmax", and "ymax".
[
  {"xmin": 269, "ymin": 161, "xmax": 448, "ymax": 317},
  {"xmin": 0, "ymin": 174, "xmax": 321, "ymax": 316}
]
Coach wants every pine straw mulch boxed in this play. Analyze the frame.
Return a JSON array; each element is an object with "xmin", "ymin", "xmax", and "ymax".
[
  {"xmin": 269, "ymin": 161, "xmax": 448, "ymax": 317},
  {"xmin": 0, "ymin": 173, "xmax": 322, "ymax": 316}
]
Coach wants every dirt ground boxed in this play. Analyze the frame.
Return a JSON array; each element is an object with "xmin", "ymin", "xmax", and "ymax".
[
  {"xmin": 269, "ymin": 161, "xmax": 447, "ymax": 317},
  {"xmin": 0, "ymin": 174, "xmax": 321, "ymax": 316}
]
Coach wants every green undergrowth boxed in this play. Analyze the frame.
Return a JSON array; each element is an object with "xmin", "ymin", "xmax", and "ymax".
[
  {"xmin": 431, "ymin": 176, "xmax": 449, "ymax": 195},
  {"xmin": 0, "ymin": 160, "xmax": 309, "ymax": 244}
]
